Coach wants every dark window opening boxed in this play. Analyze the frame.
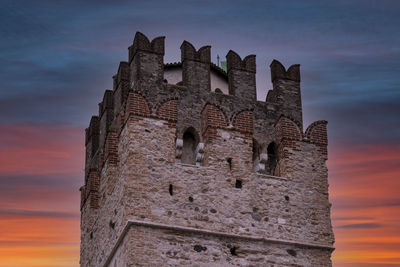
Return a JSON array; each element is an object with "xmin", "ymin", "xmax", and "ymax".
[
  {"xmin": 235, "ymin": 179, "xmax": 242, "ymax": 189},
  {"xmin": 181, "ymin": 128, "xmax": 199, "ymax": 165},
  {"xmin": 169, "ymin": 184, "xmax": 173, "ymax": 196},
  {"xmin": 227, "ymin": 157, "xmax": 232, "ymax": 170},
  {"xmin": 230, "ymin": 246, "xmax": 238, "ymax": 256},
  {"xmin": 266, "ymin": 142, "xmax": 278, "ymax": 175}
]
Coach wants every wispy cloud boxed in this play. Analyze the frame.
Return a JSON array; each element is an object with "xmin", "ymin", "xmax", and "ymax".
[
  {"xmin": 333, "ymin": 217, "xmax": 375, "ymax": 221},
  {"xmin": 0, "ymin": 123, "xmax": 84, "ymax": 175},
  {"xmin": 0, "ymin": 209, "xmax": 79, "ymax": 219},
  {"xmin": 337, "ymin": 223, "xmax": 383, "ymax": 229}
]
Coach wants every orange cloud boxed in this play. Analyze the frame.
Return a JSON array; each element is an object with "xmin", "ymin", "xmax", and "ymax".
[
  {"xmin": 0, "ymin": 123, "xmax": 84, "ymax": 175},
  {"xmin": 0, "ymin": 214, "xmax": 79, "ymax": 267},
  {"xmin": 329, "ymin": 144, "xmax": 400, "ymax": 266},
  {"xmin": 0, "ymin": 123, "xmax": 82, "ymax": 267}
]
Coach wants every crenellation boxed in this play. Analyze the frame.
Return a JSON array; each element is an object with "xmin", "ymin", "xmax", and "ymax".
[
  {"xmin": 180, "ymin": 41, "xmax": 211, "ymax": 63},
  {"xmin": 80, "ymin": 32, "xmax": 334, "ymax": 266},
  {"xmin": 129, "ymin": 32, "xmax": 165, "ymax": 87},
  {"xmin": 98, "ymin": 90, "xmax": 113, "ymax": 117},
  {"xmin": 128, "ymin": 32, "xmax": 165, "ymax": 62},
  {"xmin": 268, "ymin": 60, "xmax": 303, "ymax": 127},
  {"xmin": 112, "ymin": 61, "xmax": 130, "ymax": 116},
  {"xmin": 181, "ymin": 41, "xmax": 211, "ymax": 91},
  {"xmin": 98, "ymin": 90, "xmax": 114, "ymax": 154},
  {"xmin": 227, "ymin": 50, "xmax": 256, "ymax": 102},
  {"xmin": 270, "ymin": 59, "xmax": 300, "ymax": 83},
  {"xmin": 85, "ymin": 116, "xmax": 100, "ymax": 146},
  {"xmin": 85, "ymin": 116, "xmax": 99, "ymax": 178}
]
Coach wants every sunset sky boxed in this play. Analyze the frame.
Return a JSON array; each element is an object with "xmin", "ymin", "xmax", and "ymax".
[{"xmin": 0, "ymin": 1, "xmax": 399, "ymax": 266}]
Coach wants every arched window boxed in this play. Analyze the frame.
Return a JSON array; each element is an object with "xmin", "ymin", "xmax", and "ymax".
[
  {"xmin": 266, "ymin": 142, "xmax": 278, "ymax": 175},
  {"xmin": 181, "ymin": 128, "xmax": 199, "ymax": 165}
]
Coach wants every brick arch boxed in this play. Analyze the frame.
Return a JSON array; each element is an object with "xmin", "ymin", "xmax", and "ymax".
[
  {"xmin": 304, "ymin": 120, "xmax": 328, "ymax": 145},
  {"xmin": 232, "ymin": 110, "xmax": 253, "ymax": 133},
  {"xmin": 275, "ymin": 116, "xmax": 302, "ymax": 142},
  {"xmin": 305, "ymin": 120, "xmax": 328, "ymax": 157},
  {"xmin": 280, "ymin": 114, "xmax": 302, "ymax": 131},
  {"xmin": 125, "ymin": 92, "xmax": 151, "ymax": 117},
  {"xmin": 201, "ymin": 103, "xmax": 228, "ymax": 134},
  {"xmin": 155, "ymin": 99, "xmax": 178, "ymax": 121}
]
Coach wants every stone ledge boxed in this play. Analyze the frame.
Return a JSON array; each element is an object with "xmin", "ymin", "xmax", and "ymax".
[
  {"xmin": 103, "ymin": 219, "xmax": 334, "ymax": 267},
  {"xmin": 177, "ymin": 163, "xmax": 202, "ymax": 168},
  {"xmin": 256, "ymin": 173, "xmax": 288, "ymax": 181}
]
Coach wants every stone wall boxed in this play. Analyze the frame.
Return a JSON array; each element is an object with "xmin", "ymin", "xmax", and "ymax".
[
  {"xmin": 80, "ymin": 32, "xmax": 334, "ymax": 266},
  {"xmin": 81, "ymin": 115, "xmax": 333, "ymax": 266},
  {"xmin": 106, "ymin": 222, "xmax": 332, "ymax": 267}
]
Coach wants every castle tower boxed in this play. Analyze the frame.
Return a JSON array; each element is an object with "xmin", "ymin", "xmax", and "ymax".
[{"xmin": 80, "ymin": 32, "xmax": 335, "ymax": 266}]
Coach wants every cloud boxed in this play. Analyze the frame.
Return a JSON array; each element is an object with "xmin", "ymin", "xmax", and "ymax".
[
  {"xmin": 0, "ymin": 174, "xmax": 79, "ymax": 189},
  {"xmin": 0, "ymin": 209, "xmax": 79, "ymax": 219},
  {"xmin": 332, "ymin": 216, "xmax": 375, "ymax": 221},
  {"xmin": 0, "ymin": 123, "xmax": 83, "ymax": 213},
  {"xmin": 0, "ymin": 123, "xmax": 84, "ymax": 175},
  {"xmin": 0, "ymin": 174, "xmax": 80, "ymax": 194},
  {"xmin": 328, "ymin": 144, "xmax": 400, "ymax": 215},
  {"xmin": 337, "ymin": 223, "xmax": 383, "ymax": 229},
  {"xmin": 332, "ymin": 198, "xmax": 400, "ymax": 210}
]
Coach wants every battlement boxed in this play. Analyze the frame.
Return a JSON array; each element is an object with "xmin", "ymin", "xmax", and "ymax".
[
  {"xmin": 181, "ymin": 41, "xmax": 211, "ymax": 63},
  {"xmin": 270, "ymin": 59, "xmax": 300, "ymax": 82},
  {"xmin": 226, "ymin": 50, "xmax": 256, "ymax": 73},
  {"xmin": 82, "ymin": 31, "xmax": 321, "ymax": 191},
  {"xmin": 181, "ymin": 41, "xmax": 211, "ymax": 91},
  {"xmin": 128, "ymin": 32, "xmax": 165, "ymax": 86},
  {"xmin": 80, "ymin": 32, "xmax": 334, "ymax": 267},
  {"xmin": 128, "ymin": 32, "xmax": 165, "ymax": 63},
  {"xmin": 266, "ymin": 60, "xmax": 303, "ymax": 126}
]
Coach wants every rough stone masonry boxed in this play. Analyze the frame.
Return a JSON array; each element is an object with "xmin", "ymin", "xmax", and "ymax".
[{"xmin": 80, "ymin": 32, "xmax": 335, "ymax": 267}]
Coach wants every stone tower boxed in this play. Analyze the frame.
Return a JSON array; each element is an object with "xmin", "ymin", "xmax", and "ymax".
[{"xmin": 80, "ymin": 32, "xmax": 335, "ymax": 267}]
